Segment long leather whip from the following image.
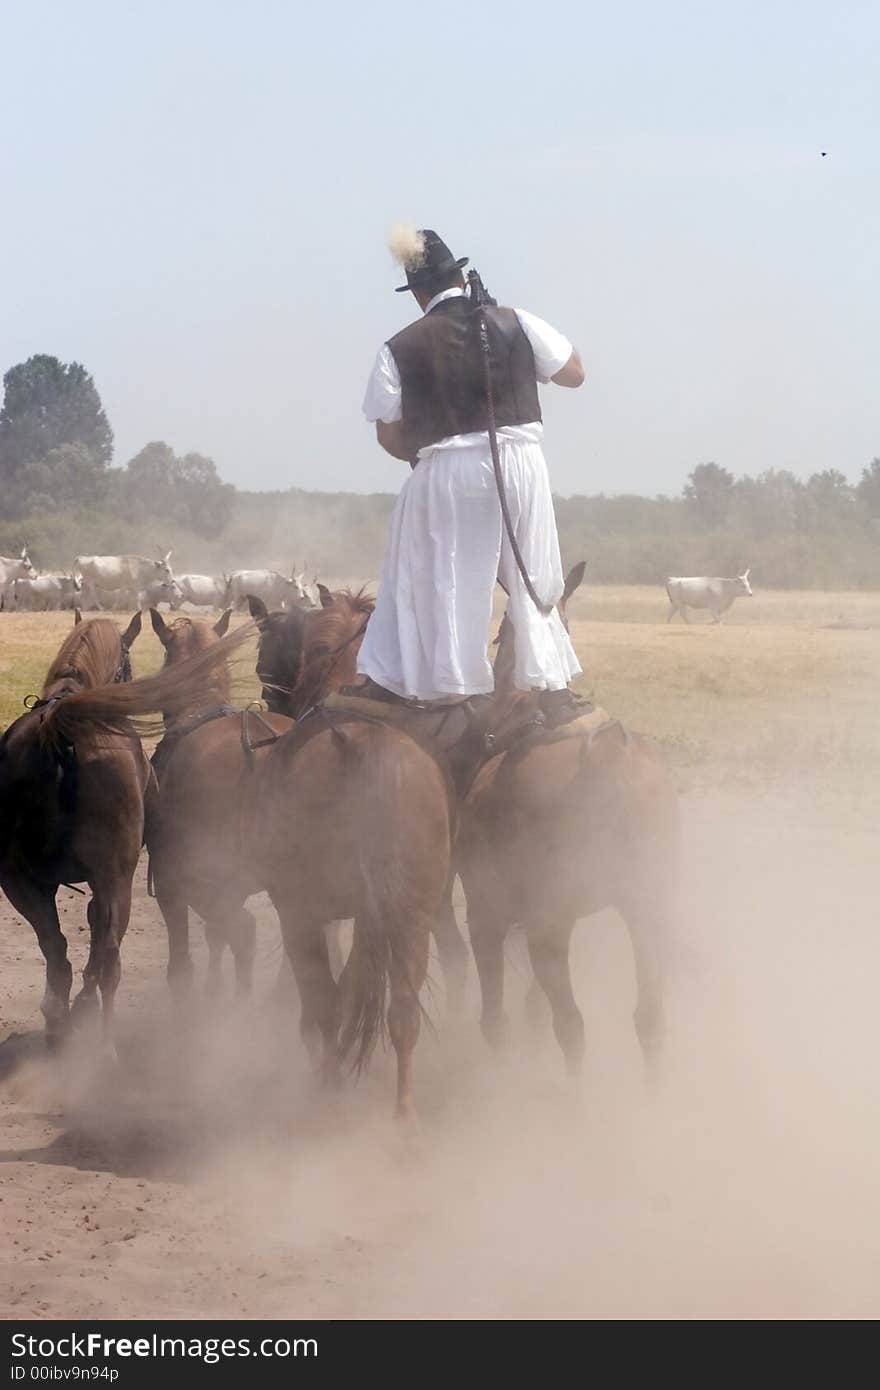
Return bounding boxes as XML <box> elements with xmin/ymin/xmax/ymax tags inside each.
<box><xmin>476</xmin><ymin>307</ymin><xmax>554</xmax><ymax>616</ymax></box>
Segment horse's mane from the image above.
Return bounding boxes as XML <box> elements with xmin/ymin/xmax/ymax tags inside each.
<box><xmin>303</xmin><ymin>589</ymin><xmax>374</xmax><ymax>656</ymax></box>
<box><xmin>43</xmin><ymin>619</ymin><xmax>122</xmax><ymax>695</ymax></box>
<box><xmin>299</xmin><ymin>588</ymin><xmax>374</xmax><ymax>674</ymax></box>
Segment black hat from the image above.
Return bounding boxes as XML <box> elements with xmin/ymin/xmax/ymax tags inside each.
<box><xmin>394</xmin><ymin>228</ymin><xmax>469</xmax><ymax>292</ymax></box>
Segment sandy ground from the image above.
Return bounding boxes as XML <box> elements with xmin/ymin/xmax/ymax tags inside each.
<box><xmin>1</xmin><ymin>780</ymin><xmax>878</xmax><ymax>1320</ymax></box>
<box><xmin>1</xmin><ymin>596</ymin><xmax>879</xmax><ymax>1319</ymax></box>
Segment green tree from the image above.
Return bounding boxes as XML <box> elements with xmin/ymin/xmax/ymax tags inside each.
<box><xmin>174</xmin><ymin>452</ymin><xmax>235</xmax><ymax>537</ymax></box>
<box><xmin>858</xmin><ymin>458</ymin><xmax>880</xmax><ymax>518</ymax></box>
<box><xmin>121</xmin><ymin>442</ymin><xmax>234</xmax><ymax>538</ymax></box>
<box><xmin>123</xmin><ymin>441</ymin><xmax>177</xmax><ymax>520</ymax></box>
<box><xmin>683</xmin><ymin>462</ymin><xmax>735</xmax><ymax>528</ymax></box>
<box><xmin>0</xmin><ymin>355</ymin><xmax>113</xmax><ymax>516</ymax></box>
<box><xmin>805</xmin><ymin>469</ymin><xmax>857</xmax><ymax>531</ymax></box>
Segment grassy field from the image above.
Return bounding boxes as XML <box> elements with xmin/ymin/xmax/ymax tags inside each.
<box><xmin>1</xmin><ymin>586</ymin><xmax>878</xmax><ymax>793</ymax></box>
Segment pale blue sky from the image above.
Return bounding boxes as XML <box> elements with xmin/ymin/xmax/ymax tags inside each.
<box><xmin>1</xmin><ymin>1</ymin><xmax>877</xmax><ymax>496</ymax></box>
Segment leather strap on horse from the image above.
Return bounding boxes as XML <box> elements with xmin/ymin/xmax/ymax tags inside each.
<box><xmin>477</xmin><ymin>310</ymin><xmax>554</xmax><ymax>617</ymax></box>
<box><xmin>240</xmin><ymin>704</ymin><xmax>282</xmax><ymax>768</ymax></box>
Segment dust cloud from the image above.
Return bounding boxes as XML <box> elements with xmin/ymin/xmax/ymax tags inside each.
<box><xmin>2</xmin><ymin>756</ymin><xmax>878</xmax><ymax>1319</ymax></box>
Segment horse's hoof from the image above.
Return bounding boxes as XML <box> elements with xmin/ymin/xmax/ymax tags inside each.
<box><xmin>70</xmin><ymin>992</ymin><xmax>100</xmax><ymax>1029</ymax></box>
<box><xmin>393</xmin><ymin>1105</ymin><xmax>423</xmax><ymax>1161</ymax></box>
<box><xmin>44</xmin><ymin>1022</ymin><xmax>69</xmax><ymax>1054</ymax></box>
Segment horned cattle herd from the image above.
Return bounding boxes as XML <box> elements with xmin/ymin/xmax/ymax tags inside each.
<box><xmin>2</xmin><ymin>543</ymin><xmax>758</xmax><ymax>623</ymax></box>
<box><xmin>0</xmin><ymin>545</ymin><xmax>322</xmax><ymax>613</ymax></box>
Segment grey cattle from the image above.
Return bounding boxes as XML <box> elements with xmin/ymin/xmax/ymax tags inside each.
<box><xmin>665</xmin><ymin>570</ymin><xmax>753</xmax><ymax>623</ymax></box>
<box><xmin>12</xmin><ymin>573</ymin><xmax>82</xmax><ymax>610</ymax></box>
<box><xmin>173</xmin><ymin>574</ymin><xmax>228</xmax><ymax>609</ymax></box>
<box><xmin>74</xmin><ymin>551</ymin><xmax>174</xmax><ymax>596</ymax></box>
<box><xmin>0</xmin><ymin>546</ymin><xmax>35</xmax><ymax>609</ymax></box>
<box><xmin>79</xmin><ymin>578</ymin><xmax>180</xmax><ymax>611</ymax></box>
<box><xmin>226</xmin><ymin>569</ymin><xmax>304</xmax><ymax>611</ymax></box>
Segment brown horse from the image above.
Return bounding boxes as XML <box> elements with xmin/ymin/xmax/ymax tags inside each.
<box><xmin>457</xmin><ymin>566</ymin><xmax>679</xmax><ymax>1075</ymax></box>
<box><xmin>250</xmin><ymin>586</ymin><xmax>374</xmax><ymax>720</ymax></box>
<box><xmin>146</xmin><ymin>590</ymin><xmax>374</xmax><ymax>998</ymax></box>
<box><xmin>0</xmin><ymin>616</ymin><xmax>260</xmax><ymax>1042</ymax></box>
<box><xmin>243</xmin><ymin>600</ymin><xmax>453</xmax><ymax>1122</ymax></box>
<box><xmin>248</xmin><ymin>588</ymin><xmax>372</xmax><ymax>987</ymax></box>
<box><xmin>251</xmin><ymin>586</ymin><xmax>475</xmax><ymax>1024</ymax></box>
<box><xmin>0</xmin><ymin>612</ymin><xmax>145</xmax><ymax>1048</ymax></box>
<box><xmin>143</xmin><ymin>607</ymin><xmax>282</xmax><ymax>997</ymax></box>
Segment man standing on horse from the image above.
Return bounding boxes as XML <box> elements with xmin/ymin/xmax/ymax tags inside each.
<box><xmin>357</xmin><ymin>226</ymin><xmax>585</xmax><ymax>725</ymax></box>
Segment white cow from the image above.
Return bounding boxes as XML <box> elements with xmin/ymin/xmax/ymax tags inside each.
<box><xmin>74</xmin><ymin>551</ymin><xmax>174</xmax><ymax>599</ymax></box>
<box><xmin>173</xmin><ymin>574</ymin><xmax>228</xmax><ymax>609</ymax></box>
<box><xmin>79</xmin><ymin>578</ymin><xmax>180</xmax><ymax>611</ymax></box>
<box><xmin>226</xmin><ymin>569</ymin><xmax>303</xmax><ymax>612</ymax></box>
<box><xmin>0</xmin><ymin>546</ymin><xmax>36</xmax><ymax>609</ymax></box>
<box><xmin>665</xmin><ymin>569</ymin><xmax>753</xmax><ymax>624</ymax></box>
<box><xmin>13</xmin><ymin>572</ymin><xmax>81</xmax><ymax>610</ymax></box>
<box><xmin>140</xmin><ymin>578</ymin><xmax>182</xmax><ymax>610</ymax></box>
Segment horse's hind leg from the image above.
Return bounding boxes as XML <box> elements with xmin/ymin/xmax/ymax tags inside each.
<box><xmin>619</xmin><ymin>896</ymin><xmax>667</xmax><ymax>1073</ymax></box>
<box><xmin>432</xmin><ymin>878</ymin><xmax>469</xmax><ymax>1017</ymax></box>
<box><xmin>525</xmin><ymin>920</ymin><xmax>585</xmax><ymax>1076</ymax></box>
<box><xmin>274</xmin><ymin>900</ymin><xmax>340</xmax><ymax>1085</ymax></box>
<box><xmin>154</xmin><ymin>871</ymin><xmax>194</xmax><ymax>1002</ymax></box>
<box><xmin>469</xmin><ymin>909</ymin><xmax>510</xmax><ymax>1051</ymax></box>
<box><xmin>79</xmin><ymin>877</ymin><xmax>133</xmax><ymax>1056</ymax></box>
<box><xmin>1</xmin><ymin>875</ymin><xmax>72</xmax><ymax>1049</ymax></box>
<box><xmin>388</xmin><ymin>911</ymin><xmax>431</xmax><ymax>1125</ymax></box>
<box><xmin>218</xmin><ymin>903</ymin><xmax>257</xmax><ymax>999</ymax></box>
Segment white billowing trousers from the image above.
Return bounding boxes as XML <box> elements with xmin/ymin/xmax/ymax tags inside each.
<box><xmin>357</xmin><ymin>439</ymin><xmax>582</xmax><ymax>701</ymax></box>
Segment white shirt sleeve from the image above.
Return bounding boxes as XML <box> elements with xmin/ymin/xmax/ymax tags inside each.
<box><xmin>362</xmin><ymin>344</ymin><xmax>402</xmax><ymax>423</ymax></box>
<box><xmin>514</xmin><ymin>309</ymin><xmax>574</xmax><ymax>383</ymax></box>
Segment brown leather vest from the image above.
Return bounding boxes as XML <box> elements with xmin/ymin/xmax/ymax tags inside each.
<box><xmin>386</xmin><ymin>296</ymin><xmax>542</xmax><ymax>456</ymax></box>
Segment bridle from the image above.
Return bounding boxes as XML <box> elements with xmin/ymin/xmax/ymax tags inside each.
<box><xmin>23</xmin><ymin>639</ymin><xmax>133</xmax><ymax>712</ymax></box>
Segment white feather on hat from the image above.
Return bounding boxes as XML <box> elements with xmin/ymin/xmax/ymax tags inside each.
<box><xmin>387</xmin><ymin>223</ymin><xmax>426</xmax><ymax>271</ymax></box>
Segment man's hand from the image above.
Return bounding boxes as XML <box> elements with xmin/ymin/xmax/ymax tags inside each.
<box><xmin>376</xmin><ymin>419</ymin><xmax>413</xmax><ymax>462</ymax></box>
<box><xmin>551</xmin><ymin>349</ymin><xmax>585</xmax><ymax>388</ymax></box>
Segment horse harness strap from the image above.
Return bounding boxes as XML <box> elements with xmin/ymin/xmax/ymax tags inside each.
<box><xmin>162</xmin><ymin>703</ymin><xmax>237</xmax><ymax>743</ymax></box>
<box><xmin>151</xmin><ymin>704</ymin><xmax>237</xmax><ymax>782</ymax></box>
<box><xmin>240</xmin><ymin>704</ymin><xmax>284</xmax><ymax>767</ymax></box>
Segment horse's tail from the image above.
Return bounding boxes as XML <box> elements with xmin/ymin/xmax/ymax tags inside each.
<box><xmin>39</xmin><ymin>624</ymin><xmax>257</xmax><ymax>750</ymax></box>
<box><xmin>338</xmin><ymin>725</ymin><xmax>412</xmax><ymax>1074</ymax></box>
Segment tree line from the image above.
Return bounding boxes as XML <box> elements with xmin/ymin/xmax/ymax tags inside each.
<box><xmin>0</xmin><ymin>355</ymin><xmax>233</xmax><ymax>536</ymax></box>
<box><xmin>1</xmin><ymin>355</ymin><xmax>878</xmax><ymax>588</ymax></box>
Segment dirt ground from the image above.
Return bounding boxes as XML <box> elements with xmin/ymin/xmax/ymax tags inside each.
<box><xmin>1</xmin><ymin>595</ymin><xmax>879</xmax><ymax>1319</ymax></box>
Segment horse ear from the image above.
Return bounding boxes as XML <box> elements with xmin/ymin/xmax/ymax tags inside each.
<box><xmin>247</xmin><ymin>594</ymin><xmax>269</xmax><ymax>625</ymax></box>
<box><xmin>317</xmin><ymin>583</ymin><xmax>334</xmax><ymax>609</ymax></box>
<box><xmin>150</xmin><ymin>607</ymin><xmax>170</xmax><ymax>646</ymax></box>
<box><xmin>213</xmin><ymin>608</ymin><xmax>232</xmax><ymax>637</ymax></box>
<box><xmin>122</xmin><ymin>611</ymin><xmax>143</xmax><ymax>648</ymax></box>
<box><xmin>73</xmin><ymin>607</ymin><xmax>82</xmax><ymax>626</ymax></box>
<box><xmin>562</xmin><ymin>560</ymin><xmax>587</xmax><ymax>603</ymax></box>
